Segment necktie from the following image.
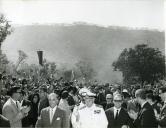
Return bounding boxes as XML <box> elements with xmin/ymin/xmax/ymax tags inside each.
<box><xmin>16</xmin><ymin>101</ymin><xmax>18</xmax><ymax>109</ymax></box>
<box><xmin>50</xmin><ymin>108</ymin><xmax>54</xmax><ymax>123</ymax></box>
<box><xmin>115</xmin><ymin>110</ymin><xmax>119</xmax><ymax>120</ymax></box>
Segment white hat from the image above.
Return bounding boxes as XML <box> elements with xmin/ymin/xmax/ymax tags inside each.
<box><xmin>86</xmin><ymin>91</ymin><xmax>96</xmax><ymax>97</ymax></box>
<box><xmin>122</xmin><ymin>89</ymin><xmax>128</xmax><ymax>93</ymax></box>
<box><xmin>79</xmin><ymin>87</ymin><xmax>90</xmax><ymax>95</ymax></box>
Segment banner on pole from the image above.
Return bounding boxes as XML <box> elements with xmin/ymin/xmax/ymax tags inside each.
<box><xmin>37</xmin><ymin>51</ymin><xmax>43</xmax><ymax>66</ymax></box>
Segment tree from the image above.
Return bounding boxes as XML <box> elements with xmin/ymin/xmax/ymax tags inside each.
<box><xmin>15</xmin><ymin>50</ymin><xmax>28</xmax><ymax>70</ymax></box>
<box><xmin>0</xmin><ymin>14</ymin><xmax>12</xmax><ymax>49</ymax></box>
<box><xmin>0</xmin><ymin>53</ymin><xmax>9</xmax><ymax>71</ymax></box>
<box><xmin>75</xmin><ymin>60</ymin><xmax>96</xmax><ymax>81</ymax></box>
<box><xmin>0</xmin><ymin>14</ymin><xmax>12</xmax><ymax>72</ymax></box>
<box><xmin>112</xmin><ymin>44</ymin><xmax>165</xmax><ymax>86</ymax></box>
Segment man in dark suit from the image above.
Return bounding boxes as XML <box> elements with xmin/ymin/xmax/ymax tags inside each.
<box><xmin>0</xmin><ymin>114</ymin><xmax>10</xmax><ymax>127</ymax></box>
<box><xmin>157</xmin><ymin>87</ymin><xmax>166</xmax><ymax>128</ymax></box>
<box><xmin>129</xmin><ymin>89</ymin><xmax>157</xmax><ymax>128</ymax></box>
<box><xmin>105</xmin><ymin>93</ymin><xmax>132</xmax><ymax>128</ymax></box>
<box><xmin>36</xmin><ymin>93</ymin><xmax>68</xmax><ymax>128</ymax></box>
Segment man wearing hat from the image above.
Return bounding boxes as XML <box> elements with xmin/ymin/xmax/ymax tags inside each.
<box><xmin>74</xmin><ymin>90</ymin><xmax>108</xmax><ymax>128</ymax></box>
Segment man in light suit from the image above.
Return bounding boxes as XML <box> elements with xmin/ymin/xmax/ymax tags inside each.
<box><xmin>2</xmin><ymin>86</ymin><xmax>30</xmax><ymax>128</ymax></box>
<box><xmin>35</xmin><ymin>93</ymin><xmax>68</xmax><ymax>128</ymax></box>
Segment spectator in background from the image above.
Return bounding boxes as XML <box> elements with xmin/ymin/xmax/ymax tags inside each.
<box><xmin>95</xmin><ymin>86</ymin><xmax>106</xmax><ymax>107</ymax></box>
<box><xmin>122</xmin><ymin>89</ymin><xmax>131</xmax><ymax>109</ymax></box>
<box><xmin>67</xmin><ymin>86</ymin><xmax>76</xmax><ymax>111</ymax></box>
<box><xmin>30</xmin><ymin>93</ymin><xmax>40</xmax><ymax>128</ymax></box>
<box><xmin>38</xmin><ymin>86</ymin><xmax>49</xmax><ymax>116</ymax></box>
<box><xmin>58</xmin><ymin>91</ymin><xmax>71</xmax><ymax>128</ymax></box>
<box><xmin>48</xmin><ymin>84</ymin><xmax>54</xmax><ymax>94</ymax></box>
<box><xmin>0</xmin><ymin>88</ymin><xmax>9</xmax><ymax>114</ymax></box>
<box><xmin>157</xmin><ymin>87</ymin><xmax>166</xmax><ymax>128</ymax></box>
<box><xmin>103</xmin><ymin>93</ymin><xmax>114</xmax><ymax>110</ymax></box>
<box><xmin>20</xmin><ymin>90</ymin><xmax>33</xmax><ymax>127</ymax></box>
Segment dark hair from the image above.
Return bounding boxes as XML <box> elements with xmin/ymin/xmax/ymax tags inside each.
<box><xmin>72</xmin><ymin>87</ymin><xmax>78</xmax><ymax>95</ymax></box>
<box><xmin>31</xmin><ymin>93</ymin><xmax>40</xmax><ymax>103</ymax></box>
<box><xmin>159</xmin><ymin>87</ymin><xmax>166</xmax><ymax>93</ymax></box>
<box><xmin>7</xmin><ymin>86</ymin><xmax>21</xmax><ymax>97</ymax></box>
<box><xmin>21</xmin><ymin>90</ymin><xmax>26</xmax><ymax>96</ymax></box>
<box><xmin>135</xmin><ymin>89</ymin><xmax>146</xmax><ymax>100</ymax></box>
<box><xmin>145</xmin><ymin>90</ymin><xmax>153</xmax><ymax>95</ymax></box>
<box><xmin>146</xmin><ymin>93</ymin><xmax>155</xmax><ymax>102</ymax></box>
<box><xmin>154</xmin><ymin>95</ymin><xmax>162</xmax><ymax>103</ymax></box>
<box><xmin>39</xmin><ymin>86</ymin><xmax>47</xmax><ymax>93</ymax></box>
<box><xmin>127</xmin><ymin>99</ymin><xmax>139</xmax><ymax>113</ymax></box>
<box><xmin>61</xmin><ymin>91</ymin><xmax>69</xmax><ymax>99</ymax></box>
<box><xmin>122</xmin><ymin>92</ymin><xmax>130</xmax><ymax>99</ymax></box>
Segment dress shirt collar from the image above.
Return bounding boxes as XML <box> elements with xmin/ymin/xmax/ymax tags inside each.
<box><xmin>113</xmin><ymin>107</ymin><xmax>121</xmax><ymax>117</ymax></box>
<box><xmin>50</xmin><ymin>106</ymin><xmax>57</xmax><ymax>114</ymax></box>
<box><xmin>164</xmin><ymin>100</ymin><xmax>166</xmax><ymax>104</ymax></box>
<box><xmin>86</xmin><ymin>103</ymin><xmax>95</xmax><ymax>109</ymax></box>
<box><xmin>20</xmin><ymin>100</ymin><xmax>23</xmax><ymax>106</ymax></box>
<box><xmin>11</xmin><ymin>98</ymin><xmax>17</xmax><ymax>105</ymax></box>
<box><xmin>141</xmin><ymin>101</ymin><xmax>147</xmax><ymax>108</ymax></box>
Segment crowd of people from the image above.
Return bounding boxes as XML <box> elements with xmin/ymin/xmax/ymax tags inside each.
<box><xmin>0</xmin><ymin>72</ymin><xmax>166</xmax><ymax>128</ymax></box>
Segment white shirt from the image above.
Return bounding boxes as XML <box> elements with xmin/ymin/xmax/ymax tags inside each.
<box><xmin>49</xmin><ymin>106</ymin><xmax>57</xmax><ymax>123</ymax></box>
<box><xmin>78</xmin><ymin>104</ymin><xmax>108</xmax><ymax>128</ymax></box>
<box><xmin>113</xmin><ymin>107</ymin><xmax>121</xmax><ymax>118</ymax></box>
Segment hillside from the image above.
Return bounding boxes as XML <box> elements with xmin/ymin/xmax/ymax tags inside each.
<box><xmin>2</xmin><ymin>23</ymin><xmax>165</xmax><ymax>82</ymax></box>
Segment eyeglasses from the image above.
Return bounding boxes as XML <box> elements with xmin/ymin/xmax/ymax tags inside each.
<box><xmin>84</xmin><ymin>97</ymin><xmax>94</xmax><ymax>100</ymax></box>
<box><xmin>114</xmin><ymin>100</ymin><xmax>122</xmax><ymax>102</ymax></box>
<box><xmin>106</xmin><ymin>98</ymin><xmax>112</xmax><ymax>100</ymax></box>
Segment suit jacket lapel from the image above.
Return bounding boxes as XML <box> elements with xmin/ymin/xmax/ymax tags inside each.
<box><xmin>138</xmin><ymin>102</ymin><xmax>148</xmax><ymax>119</ymax></box>
<box><xmin>46</xmin><ymin>108</ymin><xmax>51</xmax><ymax>125</ymax></box>
<box><xmin>51</xmin><ymin>107</ymin><xmax>60</xmax><ymax>124</ymax></box>
<box><xmin>10</xmin><ymin>98</ymin><xmax>19</xmax><ymax>112</ymax></box>
<box><xmin>161</xmin><ymin>104</ymin><xmax>166</xmax><ymax>115</ymax></box>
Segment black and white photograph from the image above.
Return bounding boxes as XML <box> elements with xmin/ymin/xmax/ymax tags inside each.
<box><xmin>0</xmin><ymin>0</ymin><xmax>165</xmax><ymax>128</ymax></box>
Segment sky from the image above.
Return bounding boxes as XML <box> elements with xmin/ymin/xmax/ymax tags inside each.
<box><xmin>0</xmin><ymin>0</ymin><xmax>165</xmax><ymax>30</ymax></box>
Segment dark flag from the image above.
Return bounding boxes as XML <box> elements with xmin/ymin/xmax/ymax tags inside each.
<box><xmin>63</xmin><ymin>70</ymin><xmax>73</xmax><ymax>82</ymax></box>
<box><xmin>37</xmin><ymin>51</ymin><xmax>43</xmax><ymax>66</ymax></box>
